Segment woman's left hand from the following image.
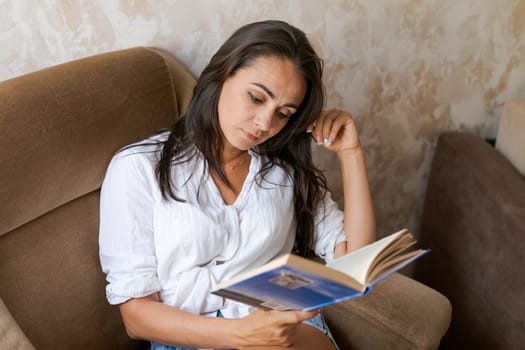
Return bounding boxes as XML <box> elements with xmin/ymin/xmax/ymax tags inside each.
<box><xmin>308</xmin><ymin>108</ymin><xmax>360</xmax><ymax>153</ymax></box>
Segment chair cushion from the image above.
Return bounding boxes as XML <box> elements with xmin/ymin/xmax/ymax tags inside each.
<box><xmin>0</xmin><ymin>297</ymin><xmax>34</xmax><ymax>350</ymax></box>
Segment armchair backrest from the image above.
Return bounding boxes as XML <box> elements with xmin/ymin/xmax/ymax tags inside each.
<box><xmin>0</xmin><ymin>47</ymin><xmax>195</xmax><ymax>349</ymax></box>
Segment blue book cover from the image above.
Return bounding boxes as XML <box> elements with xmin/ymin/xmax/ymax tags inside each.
<box><xmin>214</xmin><ymin>264</ymin><xmax>368</xmax><ymax>311</ymax></box>
<box><xmin>212</xmin><ymin>229</ymin><xmax>429</xmax><ymax>311</ymax></box>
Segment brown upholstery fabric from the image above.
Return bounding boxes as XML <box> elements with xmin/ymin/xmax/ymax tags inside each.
<box><xmin>0</xmin><ymin>47</ymin><xmax>196</xmax><ymax>350</ymax></box>
<box><xmin>0</xmin><ymin>298</ymin><xmax>34</xmax><ymax>350</ymax></box>
<box><xmin>0</xmin><ymin>47</ymin><xmax>190</xmax><ymax>237</ymax></box>
<box><xmin>145</xmin><ymin>47</ymin><xmax>195</xmax><ymax>113</ymax></box>
<box><xmin>414</xmin><ymin>132</ymin><xmax>525</xmax><ymax>349</ymax></box>
<box><xmin>0</xmin><ymin>192</ymin><xmax>145</xmax><ymax>349</ymax></box>
<box><xmin>324</xmin><ymin>273</ymin><xmax>451</xmax><ymax>350</ymax></box>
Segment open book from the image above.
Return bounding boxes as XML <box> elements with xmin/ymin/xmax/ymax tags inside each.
<box><xmin>212</xmin><ymin>228</ymin><xmax>429</xmax><ymax>311</ymax></box>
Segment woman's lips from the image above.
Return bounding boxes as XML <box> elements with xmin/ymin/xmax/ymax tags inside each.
<box><xmin>242</xmin><ymin>129</ymin><xmax>261</xmax><ymax>142</ymax></box>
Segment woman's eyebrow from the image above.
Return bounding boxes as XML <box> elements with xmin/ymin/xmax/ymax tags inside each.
<box><xmin>249</xmin><ymin>82</ymin><xmax>299</xmax><ymax>109</ymax></box>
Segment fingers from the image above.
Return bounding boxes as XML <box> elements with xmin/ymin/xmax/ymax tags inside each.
<box><xmin>310</xmin><ymin>108</ymin><xmax>360</xmax><ymax>151</ymax></box>
<box><xmin>311</xmin><ymin>109</ymin><xmax>351</xmax><ymax>145</ymax></box>
<box><xmin>292</xmin><ymin>309</ymin><xmax>321</xmax><ymax>323</ymax></box>
<box><xmin>237</xmin><ymin>309</ymin><xmax>320</xmax><ymax>348</ymax></box>
<box><xmin>271</xmin><ymin>309</ymin><xmax>320</xmax><ymax>325</ymax></box>
<box><xmin>248</xmin><ymin>309</ymin><xmax>319</xmax><ymax>327</ymax></box>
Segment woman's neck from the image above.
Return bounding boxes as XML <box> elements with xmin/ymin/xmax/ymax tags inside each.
<box><xmin>221</xmin><ymin>149</ymin><xmax>249</xmax><ymax>170</ymax></box>
<box><xmin>220</xmin><ymin>140</ymin><xmax>248</xmax><ymax>162</ymax></box>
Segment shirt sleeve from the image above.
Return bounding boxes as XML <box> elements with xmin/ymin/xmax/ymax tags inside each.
<box><xmin>312</xmin><ymin>191</ymin><xmax>347</xmax><ymax>263</ymax></box>
<box><xmin>98</xmin><ymin>151</ymin><xmax>161</xmax><ymax>305</ymax></box>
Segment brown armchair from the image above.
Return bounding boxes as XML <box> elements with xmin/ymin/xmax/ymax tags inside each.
<box><xmin>414</xmin><ymin>131</ymin><xmax>525</xmax><ymax>349</ymax></box>
<box><xmin>0</xmin><ymin>47</ymin><xmax>451</xmax><ymax>349</ymax></box>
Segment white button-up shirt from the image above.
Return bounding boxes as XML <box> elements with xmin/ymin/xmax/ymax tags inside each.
<box><xmin>99</xmin><ymin>134</ymin><xmax>346</xmax><ymax>318</ymax></box>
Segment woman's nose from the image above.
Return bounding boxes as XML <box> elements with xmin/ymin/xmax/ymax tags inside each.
<box><xmin>254</xmin><ymin>109</ymin><xmax>273</xmax><ymax>131</ymax></box>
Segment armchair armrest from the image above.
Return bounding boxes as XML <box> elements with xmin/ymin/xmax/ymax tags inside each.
<box><xmin>0</xmin><ymin>298</ymin><xmax>35</xmax><ymax>350</ymax></box>
<box><xmin>323</xmin><ymin>273</ymin><xmax>451</xmax><ymax>350</ymax></box>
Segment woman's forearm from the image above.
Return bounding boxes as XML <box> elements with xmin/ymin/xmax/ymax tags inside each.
<box><xmin>119</xmin><ymin>294</ymin><xmax>319</xmax><ymax>348</ymax></box>
<box><xmin>119</xmin><ymin>294</ymin><xmax>237</xmax><ymax>349</ymax></box>
<box><xmin>309</xmin><ymin>108</ymin><xmax>375</xmax><ymax>255</ymax></box>
<box><xmin>337</xmin><ymin>147</ymin><xmax>376</xmax><ymax>254</ymax></box>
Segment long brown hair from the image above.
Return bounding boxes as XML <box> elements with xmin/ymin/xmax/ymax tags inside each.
<box><xmin>158</xmin><ymin>20</ymin><xmax>328</xmax><ymax>257</ymax></box>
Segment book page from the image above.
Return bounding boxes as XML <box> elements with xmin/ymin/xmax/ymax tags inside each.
<box><xmin>367</xmin><ymin>249</ymin><xmax>424</xmax><ymax>283</ymax></box>
<box><xmin>326</xmin><ymin>229</ymin><xmax>407</xmax><ymax>285</ymax></box>
<box><xmin>367</xmin><ymin>249</ymin><xmax>430</xmax><ymax>287</ymax></box>
<box><xmin>367</xmin><ymin>233</ymin><xmax>415</xmax><ymax>278</ymax></box>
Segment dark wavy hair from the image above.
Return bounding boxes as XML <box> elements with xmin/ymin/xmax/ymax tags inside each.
<box><xmin>158</xmin><ymin>20</ymin><xmax>328</xmax><ymax>257</ymax></box>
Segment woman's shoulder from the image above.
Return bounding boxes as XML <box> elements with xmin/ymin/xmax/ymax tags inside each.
<box><xmin>114</xmin><ymin>131</ymin><xmax>169</xmax><ymax>160</ymax></box>
<box><xmin>107</xmin><ymin>131</ymin><xmax>169</xmax><ymax>176</ymax></box>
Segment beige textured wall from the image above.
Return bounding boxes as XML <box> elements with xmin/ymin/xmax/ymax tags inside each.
<box><xmin>2</xmin><ymin>0</ymin><xmax>524</xmax><ymax>237</ymax></box>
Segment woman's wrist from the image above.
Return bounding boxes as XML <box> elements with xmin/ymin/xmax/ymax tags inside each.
<box><xmin>336</xmin><ymin>146</ymin><xmax>362</xmax><ymax>160</ymax></box>
<box><xmin>229</xmin><ymin>316</ymin><xmax>259</xmax><ymax>349</ymax></box>
<box><xmin>217</xmin><ymin>316</ymin><xmax>244</xmax><ymax>348</ymax></box>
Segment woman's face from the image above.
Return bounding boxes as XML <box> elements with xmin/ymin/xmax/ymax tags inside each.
<box><xmin>217</xmin><ymin>55</ymin><xmax>307</xmax><ymax>151</ymax></box>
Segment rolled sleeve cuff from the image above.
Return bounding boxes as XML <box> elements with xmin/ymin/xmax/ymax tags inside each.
<box><xmin>105</xmin><ymin>276</ymin><xmax>162</xmax><ymax>305</ymax></box>
<box><xmin>317</xmin><ymin>231</ymin><xmax>347</xmax><ymax>263</ymax></box>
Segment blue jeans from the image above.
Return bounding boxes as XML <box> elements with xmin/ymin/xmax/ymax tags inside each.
<box><xmin>150</xmin><ymin>310</ymin><xmax>339</xmax><ymax>350</ymax></box>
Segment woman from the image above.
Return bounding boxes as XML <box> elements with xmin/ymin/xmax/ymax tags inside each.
<box><xmin>99</xmin><ymin>20</ymin><xmax>375</xmax><ymax>349</ymax></box>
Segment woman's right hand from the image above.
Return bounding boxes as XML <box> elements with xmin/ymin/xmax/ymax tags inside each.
<box><xmin>233</xmin><ymin>308</ymin><xmax>320</xmax><ymax>347</ymax></box>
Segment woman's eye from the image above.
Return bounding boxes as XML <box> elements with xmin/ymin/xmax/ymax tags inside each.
<box><xmin>277</xmin><ymin>111</ymin><xmax>291</xmax><ymax>120</ymax></box>
<box><xmin>248</xmin><ymin>92</ymin><xmax>263</xmax><ymax>104</ymax></box>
